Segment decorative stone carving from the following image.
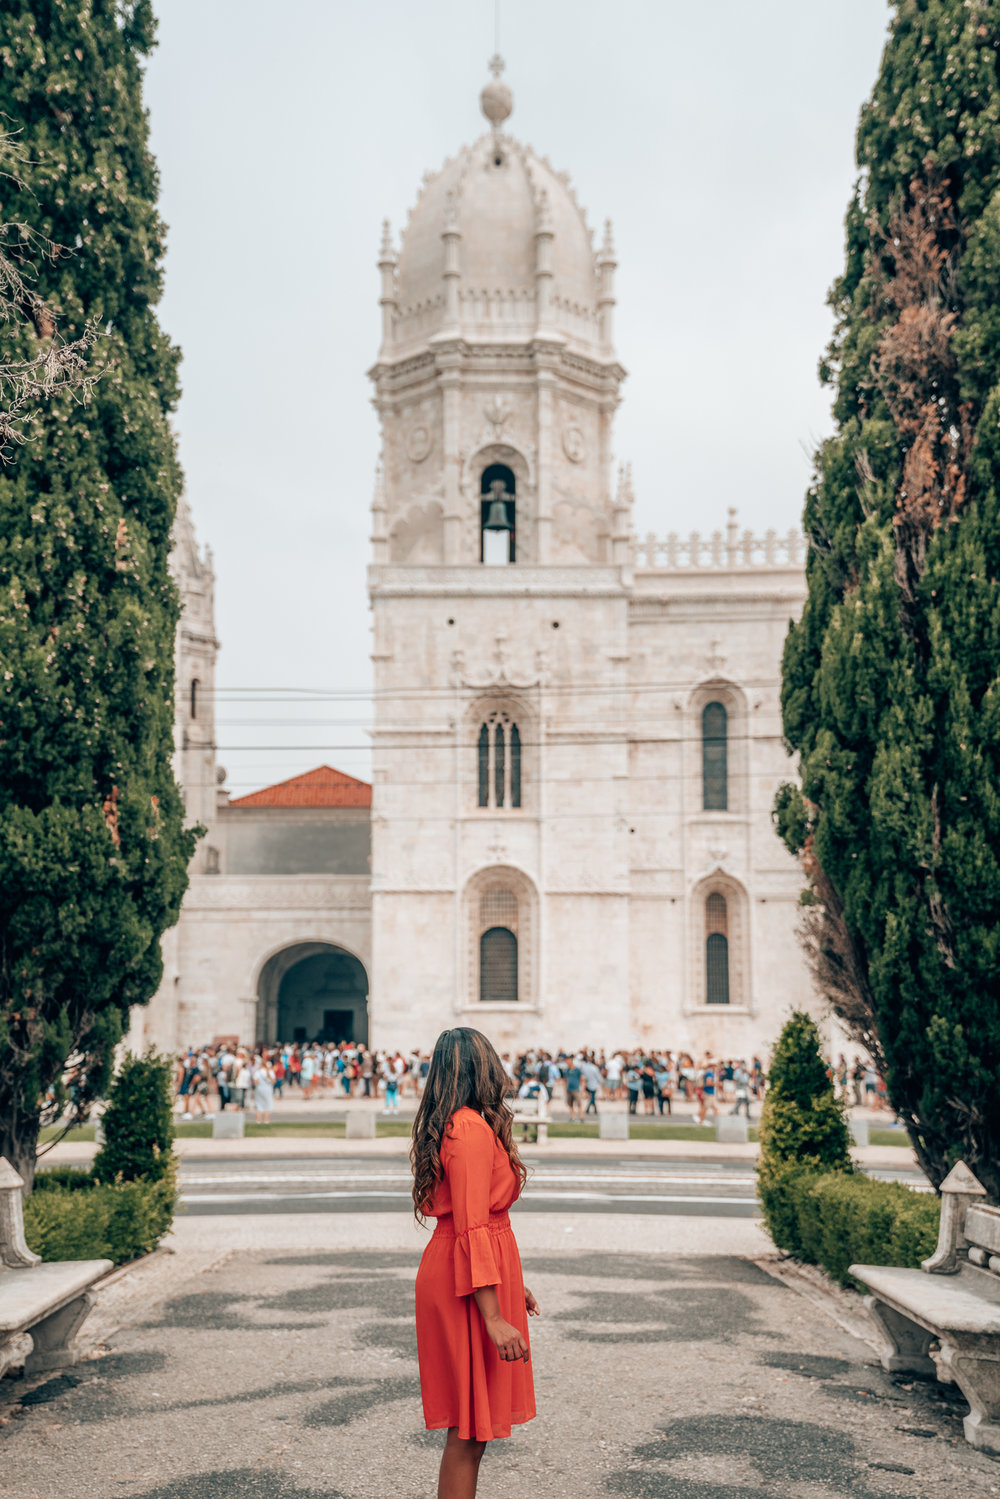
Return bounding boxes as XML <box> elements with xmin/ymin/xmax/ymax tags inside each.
<box><xmin>483</xmin><ymin>396</ymin><xmax>512</xmax><ymax>439</ymax></box>
<box><xmin>562</xmin><ymin>424</ymin><xmax>585</xmax><ymax>463</ymax></box>
<box><xmin>407</xmin><ymin>424</ymin><xmax>433</xmax><ymax>463</ymax></box>
<box><xmin>456</xmin><ymin>630</ymin><xmax>543</xmax><ymax>692</ymax></box>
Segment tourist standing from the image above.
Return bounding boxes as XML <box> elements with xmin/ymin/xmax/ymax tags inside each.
<box><xmin>580</xmin><ymin>1056</ymin><xmax>602</xmax><ymax>1116</ymax></box>
<box><xmin>625</xmin><ymin>1064</ymin><xmax>641</xmax><ymax>1115</ymax></box>
<box><xmin>565</xmin><ymin>1058</ymin><xmax>584</xmax><ymax>1120</ymax></box>
<box><xmin>233</xmin><ymin>1052</ymin><xmax>252</xmax><ymax>1111</ymax></box>
<box><xmin>695</xmin><ymin>1056</ymin><xmax>719</xmax><ymax>1126</ymax></box>
<box><xmin>655</xmin><ymin>1058</ymin><xmax>673</xmax><ymax>1115</ymax></box>
<box><xmin>253</xmin><ymin>1055</ymin><xmax>275</xmax><ymax>1124</ymax></box>
<box><xmin>383</xmin><ymin>1056</ymin><xmax>401</xmax><ymax>1115</ymax></box>
<box><xmin>730</xmin><ymin>1062</ymin><xmax>752</xmax><ymax>1119</ymax></box>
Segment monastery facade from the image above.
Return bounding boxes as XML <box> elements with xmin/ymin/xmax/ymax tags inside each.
<box><xmin>132</xmin><ymin>63</ymin><xmax>814</xmax><ymax>1059</ymax></box>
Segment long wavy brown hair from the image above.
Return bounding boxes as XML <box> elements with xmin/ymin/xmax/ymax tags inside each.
<box><xmin>410</xmin><ymin>1027</ymin><xmax>527</xmax><ymax>1222</ymax></box>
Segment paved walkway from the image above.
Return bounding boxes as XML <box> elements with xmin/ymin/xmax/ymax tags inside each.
<box><xmin>1</xmin><ymin>1217</ymin><xmax>997</xmax><ymax>1499</ymax></box>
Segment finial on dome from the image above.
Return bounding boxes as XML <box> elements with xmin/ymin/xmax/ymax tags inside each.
<box><xmin>481</xmin><ymin>55</ymin><xmax>513</xmax><ymax>127</ymax></box>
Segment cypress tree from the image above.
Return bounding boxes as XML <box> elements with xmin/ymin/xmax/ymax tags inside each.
<box><xmin>0</xmin><ymin>1</ymin><xmax>194</xmax><ymax>1188</ymax></box>
<box><xmin>777</xmin><ymin>1</ymin><xmax>1000</xmax><ymax>1194</ymax></box>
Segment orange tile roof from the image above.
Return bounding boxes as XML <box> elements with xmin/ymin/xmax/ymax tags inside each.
<box><xmin>227</xmin><ymin>765</ymin><xmax>372</xmax><ymax>809</ymax></box>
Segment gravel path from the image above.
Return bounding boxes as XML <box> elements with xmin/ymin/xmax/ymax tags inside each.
<box><xmin>1</xmin><ymin>1229</ymin><xmax>997</xmax><ymax>1499</ymax></box>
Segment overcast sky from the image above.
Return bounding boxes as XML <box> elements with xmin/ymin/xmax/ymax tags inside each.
<box><xmin>145</xmin><ymin>0</ymin><xmax>892</xmax><ymax>797</ymax></box>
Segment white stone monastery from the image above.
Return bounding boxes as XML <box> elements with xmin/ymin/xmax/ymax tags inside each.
<box><xmin>131</xmin><ymin>61</ymin><xmax>815</xmax><ymax>1060</ymax></box>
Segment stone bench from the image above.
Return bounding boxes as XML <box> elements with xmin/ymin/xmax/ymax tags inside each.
<box><xmin>509</xmin><ymin>1092</ymin><xmax>549</xmax><ymax>1145</ymax></box>
<box><xmin>0</xmin><ymin>1158</ymin><xmax>111</xmax><ymax>1381</ymax></box>
<box><xmin>851</xmin><ymin>1160</ymin><xmax>1000</xmax><ymax>1455</ymax></box>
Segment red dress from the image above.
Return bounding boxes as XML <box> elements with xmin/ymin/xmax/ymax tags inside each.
<box><xmin>415</xmin><ymin>1106</ymin><xmax>536</xmax><ymax>1441</ymax></box>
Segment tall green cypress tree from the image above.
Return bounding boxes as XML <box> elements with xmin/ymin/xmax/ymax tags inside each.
<box><xmin>0</xmin><ymin>0</ymin><xmax>194</xmax><ymax>1187</ymax></box>
<box><xmin>777</xmin><ymin>0</ymin><xmax>1000</xmax><ymax>1195</ymax></box>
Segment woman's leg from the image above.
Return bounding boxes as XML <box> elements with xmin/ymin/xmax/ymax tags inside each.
<box><xmin>438</xmin><ymin>1429</ymin><xmax>487</xmax><ymax>1499</ymax></box>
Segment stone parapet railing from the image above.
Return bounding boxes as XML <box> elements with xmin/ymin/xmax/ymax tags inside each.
<box><xmin>633</xmin><ymin>517</ymin><xmax>805</xmax><ymax>571</ymax></box>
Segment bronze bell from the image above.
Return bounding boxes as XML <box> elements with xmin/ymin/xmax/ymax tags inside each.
<box><xmin>483</xmin><ymin>497</ymin><xmax>512</xmax><ymax>531</ymax></box>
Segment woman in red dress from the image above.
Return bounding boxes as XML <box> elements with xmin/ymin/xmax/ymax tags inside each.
<box><xmin>412</xmin><ymin>1027</ymin><xmax>539</xmax><ymax>1498</ymax></box>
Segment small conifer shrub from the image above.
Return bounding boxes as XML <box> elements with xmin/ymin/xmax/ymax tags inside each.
<box><xmin>757</xmin><ymin>1011</ymin><xmax>851</xmax><ymax>1256</ymax></box>
<box><xmin>93</xmin><ymin>1050</ymin><xmax>175</xmax><ymax>1186</ymax></box>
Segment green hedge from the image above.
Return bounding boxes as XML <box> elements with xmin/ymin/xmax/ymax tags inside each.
<box><xmin>760</xmin><ymin>1161</ymin><xmax>940</xmax><ymax>1286</ymax></box>
<box><xmin>26</xmin><ymin>1161</ymin><xmax>177</xmax><ymax>1266</ymax></box>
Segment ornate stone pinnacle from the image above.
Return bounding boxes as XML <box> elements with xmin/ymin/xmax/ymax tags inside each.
<box><xmin>481</xmin><ymin>56</ymin><xmax>513</xmax><ymax>126</ymax></box>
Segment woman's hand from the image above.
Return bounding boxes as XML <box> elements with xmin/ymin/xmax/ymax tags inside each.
<box><xmin>485</xmin><ymin>1316</ymin><xmax>530</xmax><ymax>1363</ymax></box>
<box><xmin>525</xmin><ymin>1286</ymin><xmax>541</xmax><ymax>1317</ymax></box>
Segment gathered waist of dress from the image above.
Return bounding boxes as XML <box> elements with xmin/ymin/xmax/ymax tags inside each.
<box><xmin>431</xmin><ymin>1209</ymin><xmax>511</xmax><ymax>1239</ymax></box>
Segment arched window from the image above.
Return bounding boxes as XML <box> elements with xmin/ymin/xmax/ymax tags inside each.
<box><xmin>481</xmin><ymin>928</ymin><xmax>517</xmax><ymax>1002</ymax></box>
<box><xmin>479</xmin><ymin>886</ymin><xmax>519</xmax><ymax>1002</ymax></box>
<box><xmin>477</xmin><ymin>711</ymin><xmax>522</xmax><ymax>809</ymax></box>
<box><xmin>702</xmin><ymin>701</ymin><xmax>728</xmax><ymax>810</ymax></box>
<box><xmin>480</xmin><ymin>464</ymin><xmax>516</xmax><ymax>565</ymax></box>
<box><xmin>705</xmin><ymin>892</ymin><xmax>730</xmax><ymax>1004</ymax></box>
<box><xmin>190</xmin><ymin>678</ymin><xmax>200</xmax><ymax>720</ymax></box>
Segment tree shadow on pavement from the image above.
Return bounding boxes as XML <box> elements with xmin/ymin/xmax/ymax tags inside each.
<box><xmin>606</xmin><ymin>1413</ymin><xmax>891</xmax><ymax>1499</ymax></box>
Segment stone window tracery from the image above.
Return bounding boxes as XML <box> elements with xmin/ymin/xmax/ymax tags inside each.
<box><xmin>465</xmin><ymin>867</ymin><xmax>536</xmax><ymax>1010</ymax></box>
<box><xmin>702</xmin><ymin>702</ymin><xmax>728</xmax><ymax>810</ymax></box>
<box><xmin>477</xmin><ymin>711</ymin><xmax>521</xmax><ymax>809</ymax></box>
<box><xmin>688</xmin><ymin>875</ymin><xmax>748</xmax><ymax>1012</ymax></box>
<box><xmin>479</xmin><ymin>888</ymin><xmax>519</xmax><ymax>1002</ymax></box>
<box><xmin>705</xmin><ymin>892</ymin><xmax>730</xmax><ymax>1004</ymax></box>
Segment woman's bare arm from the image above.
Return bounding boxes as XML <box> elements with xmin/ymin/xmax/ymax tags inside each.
<box><xmin>473</xmin><ymin>1286</ymin><xmax>529</xmax><ymax>1361</ymax></box>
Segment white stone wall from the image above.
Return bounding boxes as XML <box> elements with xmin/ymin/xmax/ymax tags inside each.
<box><xmin>623</xmin><ymin>562</ymin><xmax>810</xmax><ymax>1057</ymax></box>
<box><xmin>131</xmin><ymin>876</ymin><xmax>372</xmax><ymax>1052</ymax></box>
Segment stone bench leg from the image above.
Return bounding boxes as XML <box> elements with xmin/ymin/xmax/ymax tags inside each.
<box><xmin>23</xmin><ymin>1291</ymin><xmax>97</xmax><ymax>1375</ymax></box>
<box><xmin>863</xmin><ymin>1295</ymin><xmax>937</xmax><ymax>1376</ymax></box>
<box><xmin>940</xmin><ymin>1340</ymin><xmax>1000</xmax><ymax>1456</ymax></box>
<box><xmin>536</xmin><ymin>1122</ymin><xmax>549</xmax><ymax>1145</ymax></box>
<box><xmin>0</xmin><ymin>1331</ymin><xmax>33</xmax><ymax>1380</ymax></box>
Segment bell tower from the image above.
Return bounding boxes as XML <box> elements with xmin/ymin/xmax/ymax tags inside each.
<box><xmin>368</xmin><ymin>61</ymin><xmax>633</xmax><ymax>1049</ymax></box>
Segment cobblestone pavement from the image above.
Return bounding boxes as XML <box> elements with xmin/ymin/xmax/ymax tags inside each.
<box><xmin>1</xmin><ymin>1245</ymin><xmax>999</xmax><ymax>1499</ymax></box>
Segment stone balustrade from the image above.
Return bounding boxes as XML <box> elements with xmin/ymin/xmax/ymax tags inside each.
<box><xmin>633</xmin><ymin>524</ymin><xmax>805</xmax><ymax>571</ymax></box>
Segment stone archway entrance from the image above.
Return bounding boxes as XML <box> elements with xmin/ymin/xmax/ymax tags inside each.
<box><xmin>256</xmin><ymin>942</ymin><xmax>369</xmax><ymax>1045</ymax></box>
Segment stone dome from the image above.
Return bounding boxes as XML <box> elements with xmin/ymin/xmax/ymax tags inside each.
<box><xmin>391</xmin><ymin>129</ymin><xmax>603</xmax><ymax>355</ymax></box>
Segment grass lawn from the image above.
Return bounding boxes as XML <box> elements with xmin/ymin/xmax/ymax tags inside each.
<box><xmin>37</xmin><ymin>1119</ymin><xmax>914</xmax><ymax>1147</ymax></box>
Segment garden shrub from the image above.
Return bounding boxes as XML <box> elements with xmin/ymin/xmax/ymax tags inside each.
<box><xmin>758</xmin><ymin>1011</ymin><xmax>852</xmax><ymax>1172</ymax></box>
<box><xmin>756</xmin><ymin>1011</ymin><xmax>938</xmax><ymax>1282</ymax></box>
<box><xmin>757</xmin><ymin>1161</ymin><xmax>824</xmax><ymax>1260</ymax></box>
<box><xmin>758</xmin><ymin>1011</ymin><xmax>852</xmax><ymax>1255</ymax></box>
<box><xmin>770</xmin><ymin>1171</ymin><xmax>940</xmax><ymax>1288</ymax></box>
<box><xmin>27</xmin><ymin>1052</ymin><xmax>178</xmax><ymax>1265</ymax></box>
<box><xmin>25</xmin><ymin>1159</ymin><xmax>177</xmax><ymax>1266</ymax></box>
<box><xmin>93</xmin><ymin>1050</ymin><xmax>175</xmax><ymax>1185</ymax></box>
<box><xmin>33</xmin><ymin>1164</ymin><xmax>98</xmax><ymax>1192</ymax></box>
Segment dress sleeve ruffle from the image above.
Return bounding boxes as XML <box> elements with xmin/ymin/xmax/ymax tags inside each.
<box><xmin>441</xmin><ymin>1112</ymin><xmax>503</xmax><ymax>1297</ymax></box>
<box><xmin>453</xmin><ymin>1222</ymin><xmax>503</xmax><ymax>1297</ymax></box>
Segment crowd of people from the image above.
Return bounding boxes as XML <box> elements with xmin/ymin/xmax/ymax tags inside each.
<box><xmin>171</xmin><ymin>1041</ymin><xmax>889</xmax><ymax>1123</ymax></box>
